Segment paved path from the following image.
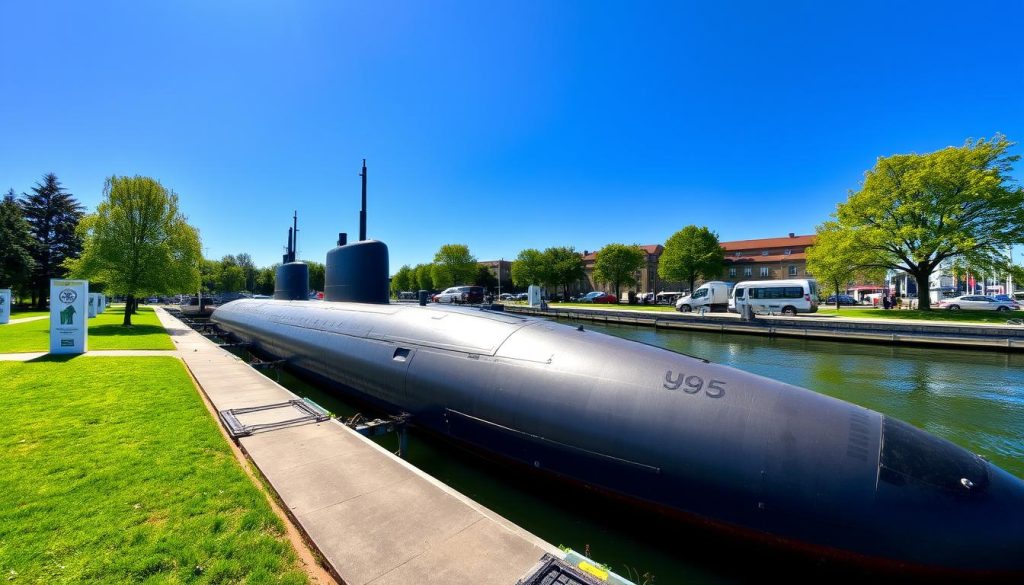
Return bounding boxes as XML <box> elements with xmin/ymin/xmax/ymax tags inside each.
<box><xmin>8</xmin><ymin>315</ymin><xmax>48</xmax><ymax>324</ymax></box>
<box><xmin>154</xmin><ymin>308</ymin><xmax>556</xmax><ymax>585</ymax></box>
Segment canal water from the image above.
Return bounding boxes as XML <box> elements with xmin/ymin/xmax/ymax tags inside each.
<box><xmin>236</xmin><ymin>321</ymin><xmax>1024</xmax><ymax>583</ymax></box>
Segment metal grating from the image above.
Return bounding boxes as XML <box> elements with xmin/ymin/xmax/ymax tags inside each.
<box><xmin>219</xmin><ymin>398</ymin><xmax>331</xmax><ymax>438</ymax></box>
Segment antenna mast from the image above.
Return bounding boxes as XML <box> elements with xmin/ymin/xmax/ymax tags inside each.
<box><xmin>359</xmin><ymin>159</ymin><xmax>367</xmax><ymax>241</ymax></box>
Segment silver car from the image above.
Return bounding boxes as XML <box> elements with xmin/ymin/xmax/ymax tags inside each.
<box><xmin>937</xmin><ymin>295</ymin><xmax>1017</xmax><ymax>311</ymax></box>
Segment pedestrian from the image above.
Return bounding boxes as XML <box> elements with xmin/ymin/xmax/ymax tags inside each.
<box><xmin>882</xmin><ymin>296</ymin><xmax>890</xmax><ymax>310</ymax></box>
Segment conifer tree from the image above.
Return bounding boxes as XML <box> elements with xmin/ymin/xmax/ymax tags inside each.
<box><xmin>20</xmin><ymin>173</ymin><xmax>84</xmax><ymax>307</ymax></box>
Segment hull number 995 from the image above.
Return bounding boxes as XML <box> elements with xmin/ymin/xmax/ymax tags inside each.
<box><xmin>664</xmin><ymin>371</ymin><xmax>726</xmax><ymax>398</ymax></box>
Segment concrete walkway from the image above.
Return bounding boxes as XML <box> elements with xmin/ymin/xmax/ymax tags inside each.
<box><xmin>8</xmin><ymin>315</ymin><xmax>48</xmax><ymax>324</ymax></box>
<box><xmin>154</xmin><ymin>308</ymin><xmax>556</xmax><ymax>585</ymax></box>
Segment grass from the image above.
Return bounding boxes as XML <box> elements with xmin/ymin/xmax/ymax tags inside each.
<box><xmin>10</xmin><ymin>310</ymin><xmax>49</xmax><ymax>320</ymax></box>
<box><xmin>0</xmin><ymin>305</ymin><xmax>174</xmax><ymax>353</ymax></box>
<box><xmin>816</xmin><ymin>307</ymin><xmax>1022</xmax><ymax>324</ymax></box>
<box><xmin>0</xmin><ymin>357</ymin><xmax>307</xmax><ymax>584</ymax></box>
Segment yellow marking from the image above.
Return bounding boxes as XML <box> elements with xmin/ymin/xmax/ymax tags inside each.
<box><xmin>577</xmin><ymin>561</ymin><xmax>609</xmax><ymax>581</ymax></box>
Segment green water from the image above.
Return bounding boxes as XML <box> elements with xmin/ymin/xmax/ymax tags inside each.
<box><xmin>244</xmin><ymin>323</ymin><xmax>1024</xmax><ymax>583</ymax></box>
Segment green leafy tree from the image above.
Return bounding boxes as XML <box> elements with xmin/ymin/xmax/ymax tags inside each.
<box><xmin>473</xmin><ymin>265</ymin><xmax>498</xmax><ymax>291</ymax></box>
<box><xmin>21</xmin><ymin>173</ymin><xmax>84</xmax><ymax>307</ymax></box>
<box><xmin>543</xmin><ymin>246</ymin><xmax>585</xmax><ymax>301</ymax></box>
<box><xmin>391</xmin><ymin>265</ymin><xmax>413</xmax><ymax>296</ymax></box>
<box><xmin>832</xmin><ymin>135</ymin><xmax>1024</xmax><ymax>310</ymax></box>
<box><xmin>658</xmin><ymin>226</ymin><xmax>726</xmax><ymax>293</ymax></box>
<box><xmin>414</xmin><ymin>263</ymin><xmax>434</xmax><ymax>291</ymax></box>
<box><xmin>256</xmin><ymin>265</ymin><xmax>276</xmax><ymax>295</ymax></box>
<box><xmin>806</xmin><ymin>222</ymin><xmax>886</xmax><ymax>309</ymax></box>
<box><xmin>236</xmin><ymin>252</ymin><xmax>256</xmax><ymax>292</ymax></box>
<box><xmin>0</xmin><ymin>189</ymin><xmax>35</xmax><ymax>293</ymax></box>
<box><xmin>593</xmin><ymin>243</ymin><xmax>645</xmax><ymax>300</ymax></box>
<box><xmin>67</xmin><ymin>176</ymin><xmax>201</xmax><ymax>326</ymax></box>
<box><xmin>511</xmin><ymin>248</ymin><xmax>547</xmax><ymax>289</ymax></box>
<box><xmin>305</xmin><ymin>260</ymin><xmax>325</xmax><ymax>293</ymax></box>
<box><xmin>200</xmin><ymin>259</ymin><xmax>219</xmax><ymax>293</ymax></box>
<box><xmin>431</xmin><ymin>244</ymin><xmax>476</xmax><ymax>289</ymax></box>
<box><xmin>219</xmin><ymin>260</ymin><xmax>245</xmax><ymax>292</ymax></box>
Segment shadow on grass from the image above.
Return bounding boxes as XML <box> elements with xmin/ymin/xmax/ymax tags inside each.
<box><xmin>27</xmin><ymin>354</ymin><xmax>80</xmax><ymax>363</ymax></box>
<box><xmin>90</xmin><ymin>323</ymin><xmax>167</xmax><ymax>338</ymax></box>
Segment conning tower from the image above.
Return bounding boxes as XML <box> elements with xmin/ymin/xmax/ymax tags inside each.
<box><xmin>324</xmin><ymin>159</ymin><xmax>390</xmax><ymax>304</ymax></box>
<box><xmin>273</xmin><ymin>211</ymin><xmax>309</xmax><ymax>301</ymax></box>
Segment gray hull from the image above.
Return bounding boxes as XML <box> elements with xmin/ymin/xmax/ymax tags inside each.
<box><xmin>213</xmin><ymin>299</ymin><xmax>1024</xmax><ymax>573</ymax></box>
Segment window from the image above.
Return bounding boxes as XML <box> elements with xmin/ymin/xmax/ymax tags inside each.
<box><xmin>788</xmin><ymin>265</ymin><xmax>797</xmax><ymax>276</ymax></box>
<box><xmin>693</xmin><ymin>288</ymin><xmax>707</xmax><ymax>299</ymax></box>
<box><xmin>761</xmin><ymin>250</ymin><xmax>769</xmax><ymax>256</ymax></box>
<box><xmin>760</xmin><ymin>267</ymin><xmax>770</xmax><ymax>277</ymax></box>
<box><xmin>728</xmin><ymin>267</ymin><xmax>736</xmax><ymax>277</ymax></box>
<box><xmin>784</xmin><ymin>249</ymin><xmax>792</xmax><ymax>255</ymax></box>
<box><xmin>735</xmin><ymin>251</ymin><xmax>742</xmax><ymax>257</ymax></box>
<box><xmin>749</xmin><ymin>286</ymin><xmax>805</xmax><ymax>300</ymax></box>
<box><xmin>743</xmin><ymin>267</ymin><xmax>752</xmax><ymax>277</ymax></box>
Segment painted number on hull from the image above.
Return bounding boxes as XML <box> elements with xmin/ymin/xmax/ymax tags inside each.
<box><xmin>663</xmin><ymin>371</ymin><xmax>726</xmax><ymax>398</ymax></box>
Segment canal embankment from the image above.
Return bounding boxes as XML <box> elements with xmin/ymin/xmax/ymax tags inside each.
<box><xmin>504</xmin><ymin>305</ymin><xmax>1024</xmax><ymax>351</ymax></box>
<box><xmin>154</xmin><ymin>308</ymin><xmax>561</xmax><ymax>585</ymax></box>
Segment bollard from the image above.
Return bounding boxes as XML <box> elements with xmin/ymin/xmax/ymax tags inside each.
<box><xmin>418</xmin><ymin>290</ymin><xmax>428</xmax><ymax>306</ymax></box>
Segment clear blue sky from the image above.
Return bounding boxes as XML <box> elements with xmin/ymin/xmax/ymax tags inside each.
<box><xmin>3</xmin><ymin>1</ymin><xmax>1022</xmax><ymax>272</ymax></box>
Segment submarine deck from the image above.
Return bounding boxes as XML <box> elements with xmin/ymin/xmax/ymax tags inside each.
<box><xmin>155</xmin><ymin>308</ymin><xmax>558</xmax><ymax>585</ymax></box>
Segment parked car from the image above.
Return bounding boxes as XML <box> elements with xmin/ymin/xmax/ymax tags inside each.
<box><xmin>433</xmin><ymin>286</ymin><xmax>485</xmax><ymax>304</ymax></box>
<box><xmin>993</xmin><ymin>294</ymin><xmax>1021</xmax><ymax>309</ymax></box>
<box><xmin>937</xmin><ymin>295</ymin><xmax>1017</xmax><ymax>311</ymax></box>
<box><xmin>825</xmin><ymin>294</ymin><xmax>859</xmax><ymax>306</ymax></box>
<box><xmin>580</xmin><ymin>291</ymin><xmax>616</xmax><ymax>304</ymax></box>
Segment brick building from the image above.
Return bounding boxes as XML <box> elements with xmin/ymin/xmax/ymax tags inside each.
<box><xmin>578</xmin><ymin>233</ymin><xmax>817</xmax><ymax>296</ymax></box>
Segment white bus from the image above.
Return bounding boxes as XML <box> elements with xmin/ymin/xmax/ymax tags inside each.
<box><xmin>730</xmin><ymin>279</ymin><xmax>819</xmax><ymax>316</ymax></box>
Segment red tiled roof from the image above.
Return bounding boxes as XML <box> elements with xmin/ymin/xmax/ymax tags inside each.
<box><xmin>721</xmin><ymin>234</ymin><xmax>816</xmax><ymax>251</ymax></box>
<box><xmin>725</xmin><ymin>253</ymin><xmax>807</xmax><ymax>264</ymax></box>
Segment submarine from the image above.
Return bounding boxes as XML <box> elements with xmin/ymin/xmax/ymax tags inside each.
<box><xmin>214</xmin><ymin>163</ymin><xmax>1024</xmax><ymax>575</ymax></box>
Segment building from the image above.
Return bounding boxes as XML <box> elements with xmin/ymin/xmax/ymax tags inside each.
<box><xmin>478</xmin><ymin>259</ymin><xmax>512</xmax><ymax>290</ymax></box>
<box><xmin>720</xmin><ymin>233</ymin><xmax>816</xmax><ymax>281</ymax></box>
<box><xmin>578</xmin><ymin>233</ymin><xmax>817</xmax><ymax>296</ymax></box>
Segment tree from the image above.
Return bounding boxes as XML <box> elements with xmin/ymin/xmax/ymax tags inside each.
<box><xmin>543</xmin><ymin>246</ymin><xmax>585</xmax><ymax>301</ymax></box>
<box><xmin>431</xmin><ymin>244</ymin><xmax>476</xmax><ymax>289</ymax></box>
<box><xmin>21</xmin><ymin>173</ymin><xmax>84</xmax><ymax>307</ymax></box>
<box><xmin>200</xmin><ymin>259</ymin><xmax>219</xmax><ymax>293</ymax></box>
<box><xmin>0</xmin><ymin>189</ymin><xmax>35</xmax><ymax>293</ymax></box>
<box><xmin>511</xmin><ymin>248</ymin><xmax>547</xmax><ymax>289</ymax></box>
<box><xmin>218</xmin><ymin>258</ymin><xmax>245</xmax><ymax>292</ymax></box>
<box><xmin>593</xmin><ymin>243</ymin><xmax>645</xmax><ymax>299</ymax></box>
<box><xmin>832</xmin><ymin>135</ymin><xmax>1024</xmax><ymax>310</ymax></box>
<box><xmin>236</xmin><ymin>252</ymin><xmax>256</xmax><ymax>292</ymax></box>
<box><xmin>806</xmin><ymin>222</ymin><xmax>886</xmax><ymax>309</ymax></box>
<box><xmin>391</xmin><ymin>265</ymin><xmax>413</xmax><ymax>296</ymax></box>
<box><xmin>473</xmin><ymin>265</ymin><xmax>498</xmax><ymax>291</ymax></box>
<box><xmin>414</xmin><ymin>263</ymin><xmax>434</xmax><ymax>291</ymax></box>
<box><xmin>306</xmin><ymin>260</ymin><xmax>325</xmax><ymax>292</ymax></box>
<box><xmin>67</xmin><ymin>176</ymin><xmax>201</xmax><ymax>326</ymax></box>
<box><xmin>255</xmin><ymin>265</ymin><xmax>276</xmax><ymax>295</ymax></box>
<box><xmin>658</xmin><ymin>226</ymin><xmax>726</xmax><ymax>293</ymax></box>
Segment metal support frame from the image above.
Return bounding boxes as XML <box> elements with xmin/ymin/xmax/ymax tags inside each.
<box><xmin>218</xmin><ymin>398</ymin><xmax>331</xmax><ymax>438</ymax></box>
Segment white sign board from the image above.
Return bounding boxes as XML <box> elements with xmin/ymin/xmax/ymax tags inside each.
<box><xmin>50</xmin><ymin>279</ymin><xmax>88</xmax><ymax>354</ymax></box>
<box><xmin>88</xmin><ymin>293</ymin><xmax>98</xmax><ymax>318</ymax></box>
<box><xmin>527</xmin><ymin>285</ymin><xmax>542</xmax><ymax>307</ymax></box>
<box><xmin>0</xmin><ymin>289</ymin><xmax>10</xmax><ymax>325</ymax></box>
<box><xmin>99</xmin><ymin>295</ymin><xmax>106</xmax><ymax>313</ymax></box>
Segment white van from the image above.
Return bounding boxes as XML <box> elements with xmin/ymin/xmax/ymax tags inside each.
<box><xmin>675</xmin><ymin>281</ymin><xmax>734</xmax><ymax>313</ymax></box>
<box><xmin>730</xmin><ymin>279</ymin><xmax>818</xmax><ymax>316</ymax></box>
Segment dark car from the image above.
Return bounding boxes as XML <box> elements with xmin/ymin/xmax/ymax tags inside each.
<box><xmin>825</xmin><ymin>294</ymin><xmax>859</xmax><ymax>306</ymax></box>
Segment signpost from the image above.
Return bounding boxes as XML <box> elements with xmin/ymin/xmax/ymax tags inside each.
<box><xmin>0</xmin><ymin>289</ymin><xmax>10</xmax><ymax>325</ymax></box>
<box><xmin>88</xmin><ymin>293</ymin><xmax>98</xmax><ymax>318</ymax></box>
<box><xmin>50</xmin><ymin>279</ymin><xmax>88</xmax><ymax>354</ymax></box>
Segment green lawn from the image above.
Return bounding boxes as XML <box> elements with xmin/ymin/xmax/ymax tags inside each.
<box><xmin>816</xmin><ymin>307</ymin><xmax>1021</xmax><ymax>324</ymax></box>
<box><xmin>10</xmin><ymin>310</ymin><xmax>50</xmax><ymax>320</ymax></box>
<box><xmin>0</xmin><ymin>306</ymin><xmax>173</xmax><ymax>353</ymax></box>
<box><xmin>0</xmin><ymin>357</ymin><xmax>307</xmax><ymax>584</ymax></box>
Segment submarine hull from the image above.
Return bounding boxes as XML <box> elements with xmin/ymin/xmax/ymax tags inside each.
<box><xmin>213</xmin><ymin>299</ymin><xmax>1024</xmax><ymax>574</ymax></box>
